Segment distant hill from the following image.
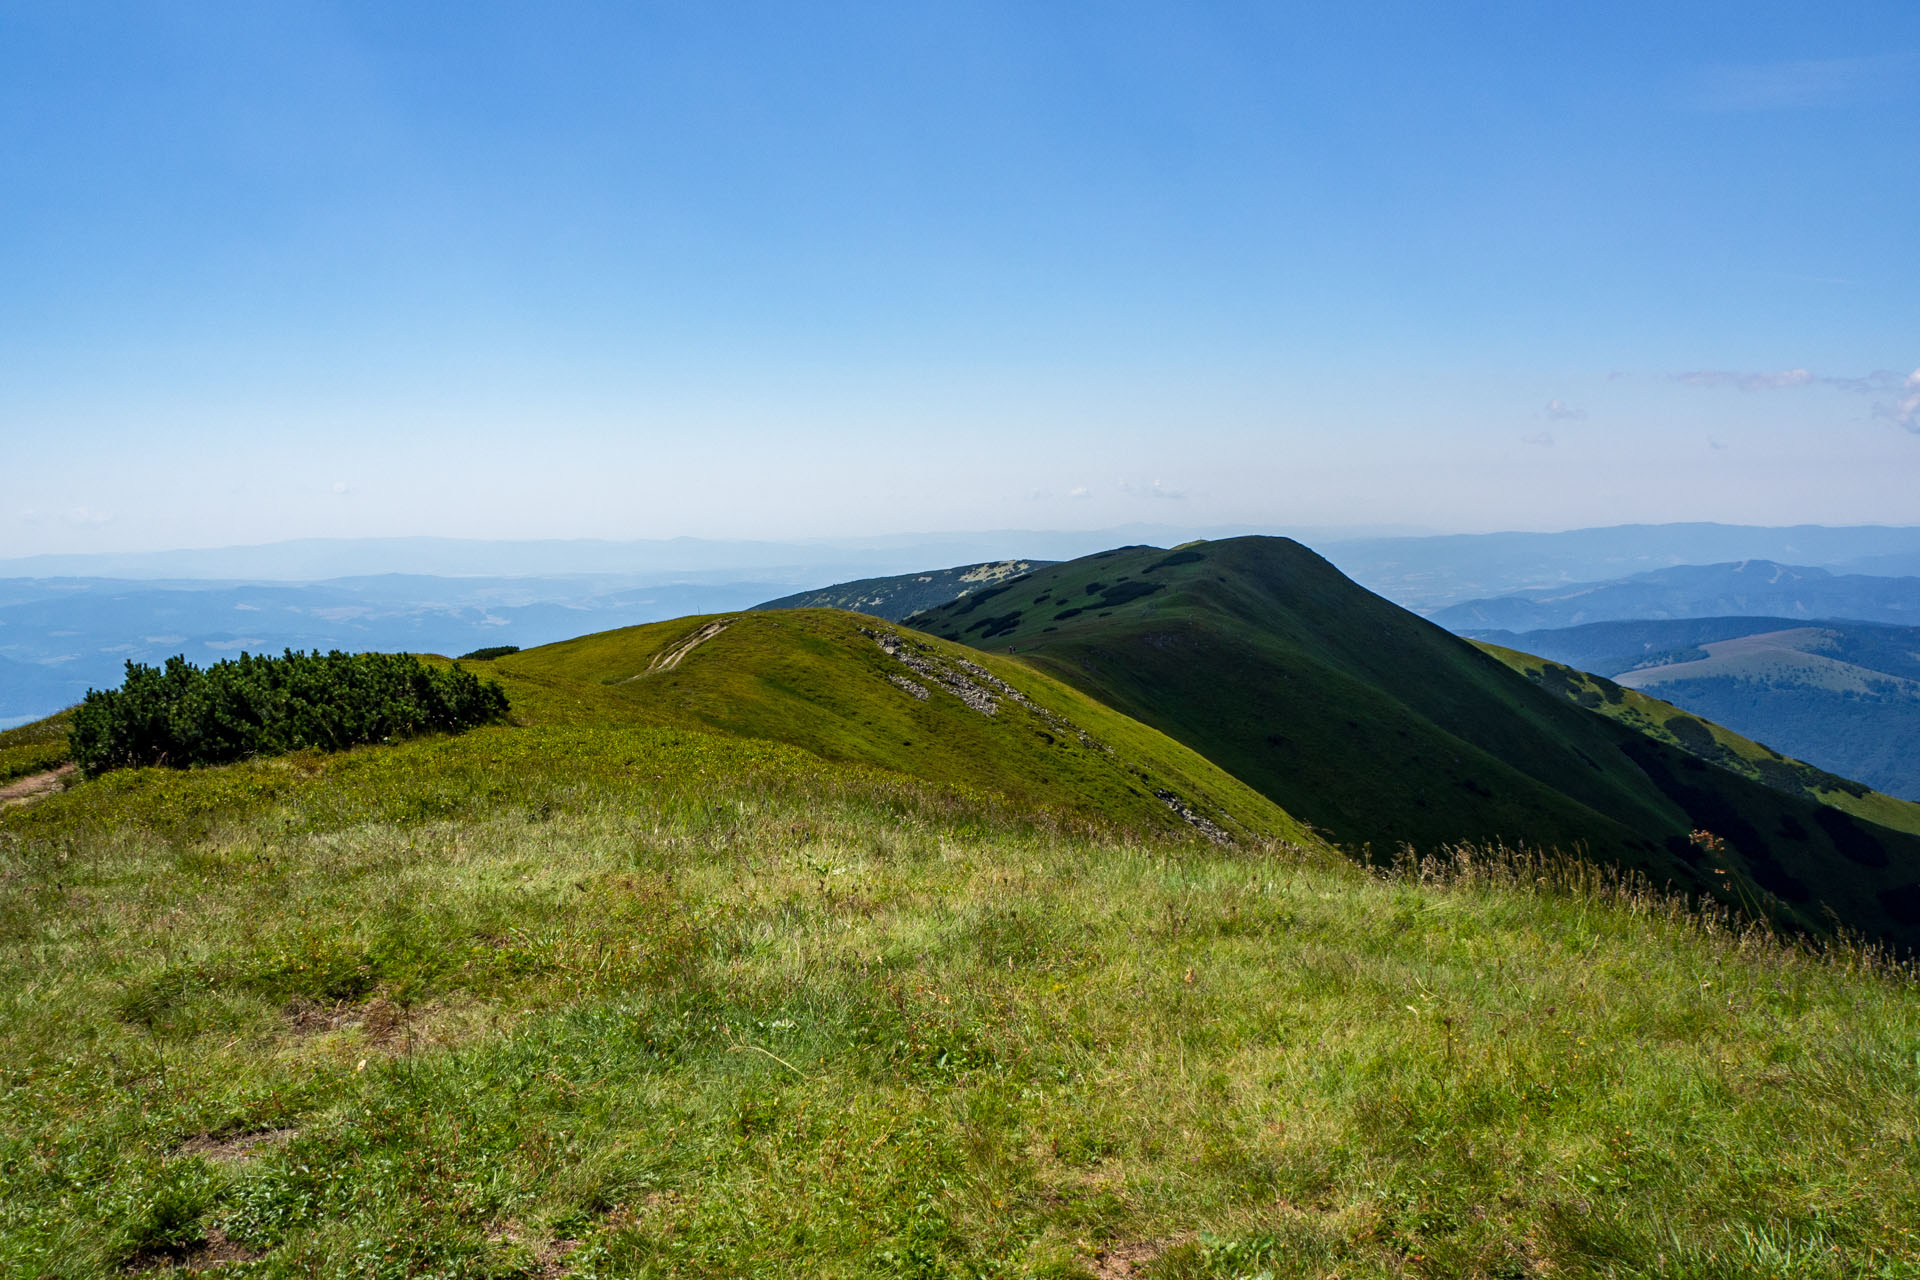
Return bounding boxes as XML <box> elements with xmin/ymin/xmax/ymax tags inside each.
<box><xmin>909</xmin><ymin>536</ymin><xmax>1920</xmax><ymax>953</ymax></box>
<box><xmin>1470</xmin><ymin>617</ymin><xmax>1920</xmax><ymax>801</ymax></box>
<box><xmin>751</xmin><ymin>560</ymin><xmax>1054</xmax><ymax>621</ymax></box>
<box><xmin>1475</xmin><ymin>640</ymin><xmax>1920</xmax><ymax>827</ymax></box>
<box><xmin>1318</xmin><ymin>522</ymin><xmax>1920</xmax><ymax>612</ymax></box>
<box><xmin>1429</xmin><ymin>560</ymin><xmax>1920</xmax><ymax>630</ymax></box>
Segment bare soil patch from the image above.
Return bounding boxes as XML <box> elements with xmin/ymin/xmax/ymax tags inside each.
<box><xmin>1090</xmin><ymin>1235</ymin><xmax>1191</xmax><ymax>1278</ymax></box>
<box><xmin>0</xmin><ymin>764</ymin><xmax>75</xmax><ymax>810</ymax></box>
<box><xmin>489</xmin><ymin>1222</ymin><xmax>581</xmax><ymax>1277</ymax></box>
<box><xmin>175</xmin><ymin>1127</ymin><xmax>297</xmax><ymax>1163</ymax></box>
<box><xmin>125</xmin><ymin>1225</ymin><xmax>261</xmax><ymax>1273</ymax></box>
<box><xmin>285</xmin><ymin>995</ymin><xmax>411</xmax><ymax>1045</ymax></box>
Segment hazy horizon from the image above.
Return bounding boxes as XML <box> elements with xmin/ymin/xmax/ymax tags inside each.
<box><xmin>5</xmin><ymin>3</ymin><xmax>1917</xmax><ymax>558</ymax></box>
<box><xmin>9</xmin><ymin>519</ymin><xmax>1920</xmax><ymax>586</ymax></box>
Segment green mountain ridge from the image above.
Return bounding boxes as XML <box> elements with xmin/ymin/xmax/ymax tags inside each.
<box><xmin>909</xmin><ymin>536</ymin><xmax>1920</xmax><ymax>952</ymax></box>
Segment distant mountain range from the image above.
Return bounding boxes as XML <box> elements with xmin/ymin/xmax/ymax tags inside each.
<box><xmin>752</xmin><ymin>560</ymin><xmax>1055</xmax><ymax>621</ymax></box>
<box><xmin>9</xmin><ymin>520</ymin><xmax>1920</xmax><ymax>604</ymax></box>
<box><xmin>10</xmin><ymin>522</ymin><xmax>1920</xmax><ymax>730</ymax></box>
<box><xmin>1467</xmin><ymin>616</ymin><xmax>1920</xmax><ymax>801</ymax></box>
<box><xmin>1322</xmin><ymin>523</ymin><xmax>1920</xmax><ymax>612</ymax></box>
<box><xmin>1430</xmin><ymin>560</ymin><xmax>1920</xmax><ymax>631</ymax></box>
<box><xmin>0</xmin><ymin>527</ymin><xmax>1292</xmax><ymax>583</ymax></box>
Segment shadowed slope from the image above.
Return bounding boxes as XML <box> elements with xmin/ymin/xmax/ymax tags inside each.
<box><xmin>910</xmin><ymin>536</ymin><xmax>1920</xmax><ymax>951</ymax></box>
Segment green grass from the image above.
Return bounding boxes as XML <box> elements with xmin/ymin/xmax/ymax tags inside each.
<box><xmin>473</xmin><ymin>608</ymin><xmax>1314</xmax><ymax>848</ymax></box>
<box><xmin>5</xmin><ymin>715</ymin><xmax>1920</xmax><ymax>1276</ymax></box>
<box><xmin>0</xmin><ymin>711</ymin><xmax>72</xmax><ymax>785</ymax></box>
<box><xmin>908</xmin><ymin>537</ymin><xmax>1920</xmax><ymax>955</ymax></box>
<box><xmin>9</xmin><ymin>598</ymin><xmax>1920</xmax><ymax>1274</ymax></box>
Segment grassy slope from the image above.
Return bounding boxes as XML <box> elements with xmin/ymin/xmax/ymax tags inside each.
<box><xmin>0</xmin><ymin>711</ymin><xmax>72</xmax><ymax>786</ymax></box>
<box><xmin>0</xmin><ymin>611</ymin><xmax>1306</xmax><ymax>850</ymax></box>
<box><xmin>6</xmin><ymin>714</ymin><xmax>1920</xmax><ymax>1275</ymax></box>
<box><xmin>1477</xmin><ymin>641</ymin><xmax>1920</xmax><ymax>839</ymax></box>
<box><xmin>479</xmin><ymin>609</ymin><xmax>1312</xmax><ymax>848</ymax></box>
<box><xmin>909</xmin><ymin>537</ymin><xmax>1920</xmax><ymax>953</ymax></box>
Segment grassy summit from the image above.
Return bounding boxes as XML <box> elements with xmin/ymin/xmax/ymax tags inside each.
<box><xmin>909</xmin><ymin>537</ymin><xmax>1920</xmax><ymax>953</ymax></box>
<box><xmin>482</xmin><ymin>609</ymin><xmax>1310</xmax><ymax>847</ymax></box>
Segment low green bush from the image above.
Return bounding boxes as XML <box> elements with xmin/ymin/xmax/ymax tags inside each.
<box><xmin>68</xmin><ymin>650</ymin><xmax>508</xmax><ymax>776</ymax></box>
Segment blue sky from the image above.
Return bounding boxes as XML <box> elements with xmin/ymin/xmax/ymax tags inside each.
<box><xmin>3</xmin><ymin>1</ymin><xmax>1916</xmax><ymax>555</ymax></box>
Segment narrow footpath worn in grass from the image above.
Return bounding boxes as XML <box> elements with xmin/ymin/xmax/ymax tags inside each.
<box><xmin>3</xmin><ymin>722</ymin><xmax>1919</xmax><ymax>1277</ymax></box>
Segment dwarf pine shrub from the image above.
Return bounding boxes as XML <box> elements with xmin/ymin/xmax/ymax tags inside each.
<box><xmin>67</xmin><ymin>650</ymin><xmax>509</xmax><ymax>776</ymax></box>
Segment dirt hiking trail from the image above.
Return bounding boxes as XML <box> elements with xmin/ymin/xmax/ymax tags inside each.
<box><xmin>636</xmin><ymin>618</ymin><xmax>733</xmax><ymax>677</ymax></box>
<box><xmin>0</xmin><ymin>764</ymin><xmax>76</xmax><ymax>810</ymax></box>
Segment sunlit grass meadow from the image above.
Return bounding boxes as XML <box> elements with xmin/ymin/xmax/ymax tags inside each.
<box><xmin>4</xmin><ymin>721</ymin><xmax>1919</xmax><ymax>1277</ymax></box>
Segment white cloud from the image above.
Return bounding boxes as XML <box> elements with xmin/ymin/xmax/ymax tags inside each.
<box><xmin>1876</xmin><ymin>368</ymin><xmax>1920</xmax><ymax>433</ymax></box>
<box><xmin>1522</xmin><ymin>432</ymin><xmax>1554</xmax><ymax>447</ymax></box>
<box><xmin>1119</xmin><ymin>479</ymin><xmax>1185</xmax><ymax>501</ymax></box>
<box><xmin>1675</xmin><ymin>364</ymin><xmax>1920</xmax><ymax>432</ymax></box>
<box><xmin>331</xmin><ymin>480</ymin><xmax>352</xmax><ymax>495</ymax></box>
<box><xmin>1545</xmin><ymin>399</ymin><xmax>1586</xmax><ymax>422</ymax></box>
<box><xmin>1821</xmin><ymin>369</ymin><xmax>1907</xmax><ymax>393</ymax></box>
<box><xmin>1067</xmin><ymin>486</ymin><xmax>1091</xmax><ymax>500</ymax></box>
<box><xmin>64</xmin><ymin>506</ymin><xmax>113</xmax><ymax>527</ymax></box>
<box><xmin>1674</xmin><ymin>368</ymin><xmax>1814</xmax><ymax>390</ymax></box>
